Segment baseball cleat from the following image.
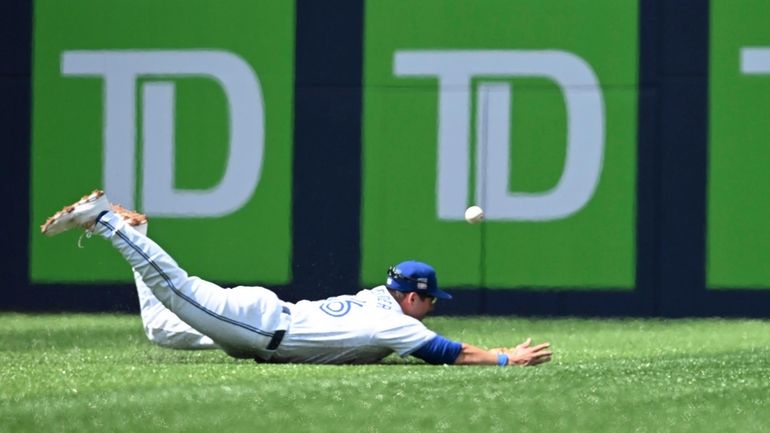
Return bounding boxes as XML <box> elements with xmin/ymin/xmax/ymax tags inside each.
<box><xmin>110</xmin><ymin>204</ymin><xmax>148</xmax><ymax>228</ymax></box>
<box><xmin>40</xmin><ymin>190</ymin><xmax>110</xmax><ymax>237</ymax></box>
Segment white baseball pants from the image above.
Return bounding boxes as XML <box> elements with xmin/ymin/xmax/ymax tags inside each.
<box><xmin>94</xmin><ymin>211</ymin><xmax>291</xmax><ymax>360</ymax></box>
<box><xmin>128</xmin><ymin>221</ymin><xmax>216</xmax><ymax>350</ymax></box>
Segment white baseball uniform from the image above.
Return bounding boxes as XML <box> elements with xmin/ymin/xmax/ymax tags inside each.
<box><xmin>95</xmin><ymin>211</ymin><xmax>436</xmax><ymax>363</ymax></box>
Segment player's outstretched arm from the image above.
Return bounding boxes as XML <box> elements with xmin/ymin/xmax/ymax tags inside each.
<box><xmin>454</xmin><ymin>338</ymin><xmax>552</xmax><ymax>366</ymax></box>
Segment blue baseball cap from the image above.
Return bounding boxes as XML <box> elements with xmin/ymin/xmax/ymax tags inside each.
<box><xmin>385</xmin><ymin>260</ymin><xmax>452</xmax><ymax>300</ymax></box>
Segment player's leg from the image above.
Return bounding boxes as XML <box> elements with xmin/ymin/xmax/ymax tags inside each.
<box><xmin>95</xmin><ymin>210</ymin><xmax>291</xmax><ymax>359</ymax></box>
<box><xmin>112</xmin><ymin>205</ymin><xmax>217</xmax><ymax>350</ymax></box>
<box><xmin>41</xmin><ymin>191</ymin><xmax>291</xmax><ymax>359</ymax></box>
<box><xmin>134</xmin><ymin>269</ymin><xmax>219</xmax><ymax>350</ymax></box>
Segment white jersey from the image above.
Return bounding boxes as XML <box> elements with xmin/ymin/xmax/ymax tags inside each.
<box><xmin>271</xmin><ymin>285</ymin><xmax>436</xmax><ymax>364</ymax></box>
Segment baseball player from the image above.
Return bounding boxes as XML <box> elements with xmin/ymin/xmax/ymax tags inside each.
<box><xmin>41</xmin><ymin>190</ymin><xmax>552</xmax><ymax>366</ymax></box>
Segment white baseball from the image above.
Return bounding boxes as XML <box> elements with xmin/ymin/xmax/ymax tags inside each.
<box><xmin>464</xmin><ymin>205</ymin><xmax>484</xmax><ymax>224</ymax></box>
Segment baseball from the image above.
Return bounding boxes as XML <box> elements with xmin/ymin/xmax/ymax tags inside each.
<box><xmin>464</xmin><ymin>205</ymin><xmax>484</xmax><ymax>224</ymax></box>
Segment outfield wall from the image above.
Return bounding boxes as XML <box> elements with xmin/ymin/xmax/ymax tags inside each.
<box><xmin>3</xmin><ymin>0</ymin><xmax>770</xmax><ymax>316</ymax></box>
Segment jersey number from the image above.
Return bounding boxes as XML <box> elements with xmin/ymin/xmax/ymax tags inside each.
<box><xmin>320</xmin><ymin>299</ymin><xmax>364</xmax><ymax>317</ymax></box>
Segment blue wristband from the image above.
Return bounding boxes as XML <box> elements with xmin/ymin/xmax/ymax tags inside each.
<box><xmin>497</xmin><ymin>353</ymin><xmax>509</xmax><ymax>367</ymax></box>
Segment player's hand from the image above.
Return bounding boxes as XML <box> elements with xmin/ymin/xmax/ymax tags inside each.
<box><xmin>503</xmin><ymin>338</ymin><xmax>552</xmax><ymax>366</ymax></box>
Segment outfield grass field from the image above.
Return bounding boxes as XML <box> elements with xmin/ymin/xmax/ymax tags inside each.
<box><xmin>1</xmin><ymin>313</ymin><xmax>768</xmax><ymax>433</ymax></box>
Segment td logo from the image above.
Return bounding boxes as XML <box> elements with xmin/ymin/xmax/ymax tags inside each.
<box><xmin>361</xmin><ymin>1</ymin><xmax>637</xmax><ymax>289</ymax></box>
<box><xmin>395</xmin><ymin>50</ymin><xmax>605</xmax><ymax>221</ymax></box>
<box><xmin>61</xmin><ymin>50</ymin><xmax>264</xmax><ymax>217</ymax></box>
<box><xmin>31</xmin><ymin>1</ymin><xmax>294</xmax><ymax>284</ymax></box>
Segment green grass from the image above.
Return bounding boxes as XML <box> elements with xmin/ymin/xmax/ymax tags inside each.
<box><xmin>1</xmin><ymin>314</ymin><xmax>769</xmax><ymax>433</ymax></box>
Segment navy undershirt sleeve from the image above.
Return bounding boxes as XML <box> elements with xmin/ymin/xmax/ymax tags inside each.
<box><xmin>411</xmin><ymin>335</ymin><xmax>463</xmax><ymax>365</ymax></box>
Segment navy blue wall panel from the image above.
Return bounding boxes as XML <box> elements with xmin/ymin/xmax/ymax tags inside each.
<box><xmin>292</xmin><ymin>0</ymin><xmax>364</xmax><ymax>299</ymax></box>
<box><xmin>1</xmin><ymin>2</ymin><xmax>32</xmax><ymax>309</ymax></box>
